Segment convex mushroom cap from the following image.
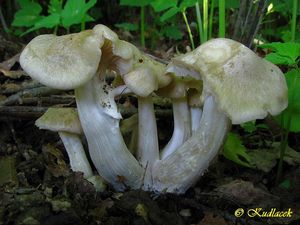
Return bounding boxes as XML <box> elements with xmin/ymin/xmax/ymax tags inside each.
<box><xmin>20</xmin><ymin>24</ymin><xmax>133</xmax><ymax>90</ymax></box>
<box><xmin>120</xmin><ymin>43</ymin><xmax>171</xmax><ymax>97</ymax></box>
<box><xmin>36</xmin><ymin>108</ymin><xmax>82</xmax><ymax>134</ymax></box>
<box><xmin>167</xmin><ymin>38</ymin><xmax>288</xmax><ymax>124</ymax></box>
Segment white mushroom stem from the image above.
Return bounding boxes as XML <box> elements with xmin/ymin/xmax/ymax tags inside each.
<box><xmin>152</xmin><ymin>95</ymin><xmax>230</xmax><ymax>193</ymax></box>
<box><xmin>137</xmin><ymin>96</ymin><xmax>160</xmax><ymax>189</ymax></box>
<box><xmin>161</xmin><ymin>97</ymin><xmax>191</xmax><ymax>160</ymax></box>
<box><xmin>58</xmin><ymin>132</ymin><xmax>93</xmax><ymax>178</ymax></box>
<box><xmin>137</xmin><ymin>96</ymin><xmax>159</xmax><ymax>167</ymax></box>
<box><xmin>190</xmin><ymin>107</ymin><xmax>202</xmax><ymax>134</ymax></box>
<box><xmin>75</xmin><ymin>76</ymin><xmax>144</xmax><ymax>191</ymax></box>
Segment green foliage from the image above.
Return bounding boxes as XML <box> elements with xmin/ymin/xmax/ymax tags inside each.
<box><xmin>279</xmin><ymin>179</ymin><xmax>292</xmax><ymax>189</ymax></box>
<box><xmin>61</xmin><ymin>0</ymin><xmax>96</xmax><ymax>28</ymax></box>
<box><xmin>12</xmin><ymin>0</ymin><xmax>42</xmax><ymax>27</ymax></box>
<box><xmin>12</xmin><ymin>0</ymin><xmax>97</xmax><ymax>35</ymax></box>
<box><xmin>260</xmin><ymin>42</ymin><xmax>300</xmax><ymax>132</ymax></box>
<box><xmin>150</xmin><ymin>0</ymin><xmax>197</xmax><ymax>22</ymax></box>
<box><xmin>120</xmin><ymin>0</ymin><xmax>153</xmax><ymax>7</ymax></box>
<box><xmin>280</xmin><ymin>68</ymin><xmax>300</xmax><ymax>132</ymax></box>
<box><xmin>161</xmin><ymin>25</ymin><xmax>183</xmax><ymax>40</ymax></box>
<box><xmin>240</xmin><ymin>121</ymin><xmax>268</xmax><ymax>133</ymax></box>
<box><xmin>260</xmin><ymin>42</ymin><xmax>300</xmax><ymax>65</ymax></box>
<box><xmin>223</xmin><ymin>132</ymin><xmax>253</xmax><ymax>167</ymax></box>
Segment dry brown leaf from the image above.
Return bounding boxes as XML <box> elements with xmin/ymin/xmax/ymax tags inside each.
<box><xmin>0</xmin><ymin>53</ymin><xmax>20</xmax><ymax>70</ymax></box>
<box><xmin>197</xmin><ymin>210</ymin><xmax>231</xmax><ymax>225</ymax></box>
<box><xmin>42</xmin><ymin>144</ymin><xmax>70</xmax><ymax>177</ymax></box>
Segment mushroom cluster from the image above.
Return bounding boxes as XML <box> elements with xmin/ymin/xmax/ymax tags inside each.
<box><xmin>20</xmin><ymin>25</ymin><xmax>288</xmax><ymax>193</ymax></box>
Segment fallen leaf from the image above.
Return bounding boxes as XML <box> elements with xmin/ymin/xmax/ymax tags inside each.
<box><xmin>215</xmin><ymin>180</ymin><xmax>280</xmax><ymax>208</ymax></box>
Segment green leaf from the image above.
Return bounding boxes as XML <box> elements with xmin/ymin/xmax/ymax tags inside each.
<box><xmin>161</xmin><ymin>25</ymin><xmax>183</xmax><ymax>40</ymax></box>
<box><xmin>61</xmin><ymin>0</ymin><xmax>96</xmax><ymax>28</ymax></box>
<box><xmin>151</xmin><ymin>0</ymin><xmax>177</xmax><ymax>12</ymax></box>
<box><xmin>18</xmin><ymin>0</ymin><xmax>41</xmax><ymax>10</ymax></box>
<box><xmin>279</xmin><ymin>179</ymin><xmax>291</xmax><ymax>189</ymax></box>
<box><xmin>115</xmin><ymin>23</ymin><xmax>139</xmax><ymax>31</ymax></box>
<box><xmin>277</xmin><ymin>68</ymin><xmax>300</xmax><ymax>132</ymax></box>
<box><xmin>160</xmin><ymin>6</ymin><xmax>180</xmax><ymax>22</ymax></box>
<box><xmin>223</xmin><ymin>133</ymin><xmax>253</xmax><ymax>167</ymax></box>
<box><xmin>179</xmin><ymin>0</ymin><xmax>197</xmax><ymax>9</ymax></box>
<box><xmin>12</xmin><ymin>0</ymin><xmax>42</xmax><ymax>27</ymax></box>
<box><xmin>22</xmin><ymin>13</ymin><xmax>60</xmax><ymax>35</ymax></box>
<box><xmin>120</xmin><ymin>0</ymin><xmax>153</xmax><ymax>7</ymax></box>
<box><xmin>48</xmin><ymin>0</ymin><xmax>63</xmax><ymax>14</ymax></box>
<box><xmin>240</xmin><ymin>121</ymin><xmax>257</xmax><ymax>133</ymax></box>
<box><xmin>225</xmin><ymin>0</ymin><xmax>239</xmax><ymax>8</ymax></box>
<box><xmin>259</xmin><ymin>42</ymin><xmax>300</xmax><ymax>65</ymax></box>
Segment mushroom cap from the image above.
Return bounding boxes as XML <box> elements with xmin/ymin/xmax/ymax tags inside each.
<box><xmin>168</xmin><ymin>38</ymin><xmax>288</xmax><ymax>124</ymax></box>
<box><xmin>123</xmin><ymin>67</ymin><xmax>158</xmax><ymax>97</ymax></box>
<box><xmin>36</xmin><ymin>108</ymin><xmax>82</xmax><ymax>134</ymax></box>
<box><xmin>20</xmin><ymin>30</ymin><xmax>103</xmax><ymax>90</ymax></box>
<box><xmin>156</xmin><ymin>75</ymin><xmax>202</xmax><ymax>99</ymax></box>
<box><xmin>118</xmin><ymin>42</ymin><xmax>171</xmax><ymax>96</ymax></box>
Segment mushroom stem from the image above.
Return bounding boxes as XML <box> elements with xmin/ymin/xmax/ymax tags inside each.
<box><xmin>58</xmin><ymin>132</ymin><xmax>93</xmax><ymax>178</ymax></box>
<box><xmin>75</xmin><ymin>76</ymin><xmax>144</xmax><ymax>191</ymax></box>
<box><xmin>161</xmin><ymin>98</ymin><xmax>191</xmax><ymax>159</ymax></box>
<box><xmin>137</xmin><ymin>96</ymin><xmax>159</xmax><ymax>189</ymax></box>
<box><xmin>137</xmin><ymin>96</ymin><xmax>159</xmax><ymax>166</ymax></box>
<box><xmin>190</xmin><ymin>107</ymin><xmax>202</xmax><ymax>133</ymax></box>
<box><xmin>153</xmin><ymin>95</ymin><xmax>230</xmax><ymax>193</ymax></box>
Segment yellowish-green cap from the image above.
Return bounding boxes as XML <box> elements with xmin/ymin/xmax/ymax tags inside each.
<box><xmin>168</xmin><ymin>38</ymin><xmax>288</xmax><ymax>124</ymax></box>
<box><xmin>20</xmin><ymin>30</ymin><xmax>103</xmax><ymax>90</ymax></box>
<box><xmin>35</xmin><ymin>108</ymin><xmax>82</xmax><ymax>134</ymax></box>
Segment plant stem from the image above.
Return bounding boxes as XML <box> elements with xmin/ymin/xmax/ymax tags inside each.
<box><xmin>203</xmin><ymin>0</ymin><xmax>209</xmax><ymax>42</ymax></box>
<box><xmin>182</xmin><ymin>9</ymin><xmax>195</xmax><ymax>49</ymax></box>
<box><xmin>218</xmin><ymin>0</ymin><xmax>225</xmax><ymax>37</ymax></box>
<box><xmin>291</xmin><ymin>0</ymin><xmax>298</xmax><ymax>42</ymax></box>
<box><xmin>195</xmin><ymin>1</ymin><xmax>204</xmax><ymax>44</ymax></box>
<box><xmin>276</xmin><ymin>69</ymin><xmax>298</xmax><ymax>184</ymax></box>
<box><xmin>0</xmin><ymin>6</ymin><xmax>8</xmax><ymax>33</ymax></box>
<box><xmin>140</xmin><ymin>6</ymin><xmax>145</xmax><ymax>48</ymax></box>
<box><xmin>53</xmin><ymin>25</ymin><xmax>58</xmax><ymax>35</ymax></box>
<box><xmin>208</xmin><ymin>0</ymin><xmax>215</xmax><ymax>39</ymax></box>
<box><xmin>81</xmin><ymin>14</ymin><xmax>86</xmax><ymax>31</ymax></box>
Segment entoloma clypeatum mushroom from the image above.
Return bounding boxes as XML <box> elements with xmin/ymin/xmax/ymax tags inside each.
<box><xmin>20</xmin><ymin>25</ymin><xmax>288</xmax><ymax>194</ymax></box>
<box><xmin>20</xmin><ymin>25</ymin><xmax>146</xmax><ymax>191</ymax></box>
<box><xmin>36</xmin><ymin>108</ymin><xmax>106</xmax><ymax>191</ymax></box>
<box><xmin>151</xmin><ymin>38</ymin><xmax>288</xmax><ymax>193</ymax></box>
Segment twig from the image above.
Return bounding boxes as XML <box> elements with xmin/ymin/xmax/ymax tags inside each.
<box><xmin>0</xmin><ymin>106</ymin><xmax>48</xmax><ymax>119</ymax></box>
<box><xmin>0</xmin><ymin>106</ymin><xmax>172</xmax><ymax>120</ymax></box>
<box><xmin>0</xmin><ymin>87</ymin><xmax>62</xmax><ymax>106</ymax></box>
<box><xmin>0</xmin><ymin>6</ymin><xmax>8</xmax><ymax>32</ymax></box>
<box><xmin>0</xmin><ymin>80</ymin><xmax>42</xmax><ymax>95</ymax></box>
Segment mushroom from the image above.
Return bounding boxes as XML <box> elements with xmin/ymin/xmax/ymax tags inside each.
<box><xmin>156</xmin><ymin>76</ymin><xmax>202</xmax><ymax>159</ymax></box>
<box><xmin>36</xmin><ymin>107</ymin><xmax>106</xmax><ymax>191</ymax></box>
<box><xmin>20</xmin><ymin>24</ymin><xmax>172</xmax><ymax>191</ymax></box>
<box><xmin>118</xmin><ymin>47</ymin><xmax>171</xmax><ymax>189</ymax></box>
<box><xmin>152</xmin><ymin>38</ymin><xmax>288</xmax><ymax>193</ymax></box>
<box><xmin>20</xmin><ymin>25</ymin><xmax>145</xmax><ymax>191</ymax></box>
<box><xmin>20</xmin><ymin>26</ymin><xmax>288</xmax><ymax>194</ymax></box>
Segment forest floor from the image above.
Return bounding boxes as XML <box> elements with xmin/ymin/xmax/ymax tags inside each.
<box><xmin>0</xmin><ymin>32</ymin><xmax>300</xmax><ymax>225</ymax></box>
